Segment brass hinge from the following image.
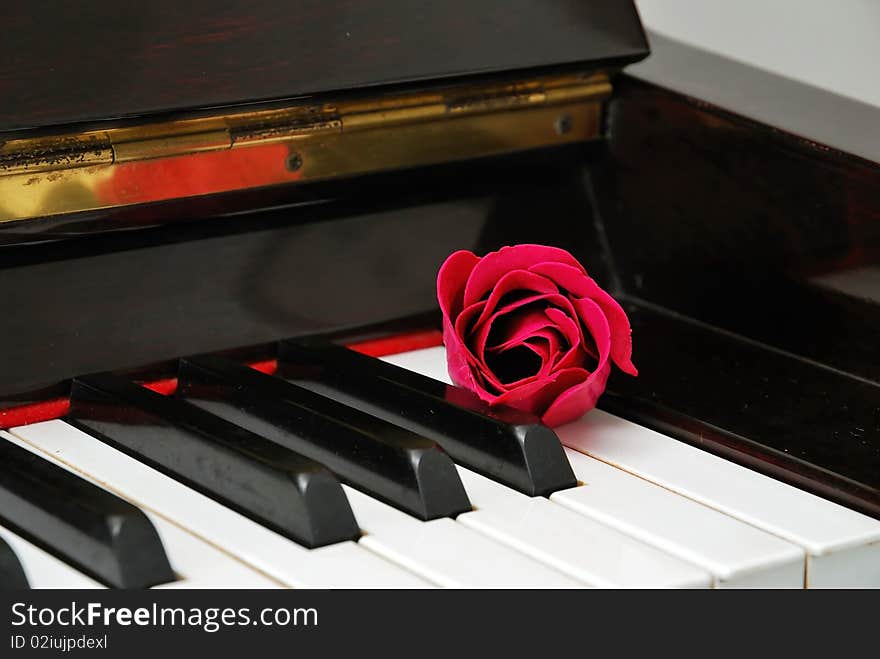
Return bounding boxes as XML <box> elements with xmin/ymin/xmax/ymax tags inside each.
<box><xmin>0</xmin><ymin>72</ymin><xmax>611</xmax><ymax>224</ymax></box>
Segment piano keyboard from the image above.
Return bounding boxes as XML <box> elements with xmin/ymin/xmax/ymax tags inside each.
<box><xmin>2</xmin><ymin>344</ymin><xmax>878</xmax><ymax>589</ymax></box>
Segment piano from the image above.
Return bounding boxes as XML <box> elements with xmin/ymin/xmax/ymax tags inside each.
<box><xmin>0</xmin><ymin>0</ymin><xmax>877</xmax><ymax>589</ymax></box>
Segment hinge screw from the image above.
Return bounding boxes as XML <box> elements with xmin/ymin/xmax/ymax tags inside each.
<box><xmin>285</xmin><ymin>153</ymin><xmax>303</xmax><ymax>171</ymax></box>
<box><xmin>554</xmin><ymin>114</ymin><xmax>573</xmax><ymax>135</ymax></box>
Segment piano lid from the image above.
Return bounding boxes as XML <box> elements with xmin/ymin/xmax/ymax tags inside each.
<box><xmin>0</xmin><ymin>0</ymin><xmax>648</xmax><ymax>134</ymax></box>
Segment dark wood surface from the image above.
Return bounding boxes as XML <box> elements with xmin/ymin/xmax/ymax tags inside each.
<box><xmin>0</xmin><ymin>0</ymin><xmax>647</xmax><ymax>133</ymax></box>
<box><xmin>0</xmin><ymin>145</ymin><xmax>604</xmax><ymax>400</ymax></box>
<box><xmin>599</xmin><ymin>77</ymin><xmax>880</xmax><ymax>384</ymax></box>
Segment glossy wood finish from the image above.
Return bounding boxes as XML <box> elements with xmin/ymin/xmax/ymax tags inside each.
<box><xmin>599</xmin><ymin>78</ymin><xmax>880</xmax><ymax>383</ymax></box>
<box><xmin>177</xmin><ymin>355</ymin><xmax>472</xmax><ymax>521</ymax></box>
<box><xmin>0</xmin><ymin>439</ymin><xmax>174</xmax><ymax>588</ymax></box>
<box><xmin>0</xmin><ymin>0</ymin><xmax>647</xmax><ymax>133</ymax></box>
<box><xmin>68</xmin><ymin>373</ymin><xmax>360</xmax><ymax>548</ymax></box>
<box><xmin>0</xmin><ymin>147</ymin><xmax>602</xmax><ymax>400</ymax></box>
<box><xmin>278</xmin><ymin>339</ymin><xmax>576</xmax><ymax>496</ymax></box>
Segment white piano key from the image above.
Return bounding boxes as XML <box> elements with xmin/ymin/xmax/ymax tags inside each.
<box><xmin>1</xmin><ymin>433</ymin><xmax>277</xmax><ymax>589</ymax></box>
<box><xmin>383</xmin><ymin>346</ymin><xmax>880</xmax><ymax>588</ymax></box>
<box><xmin>0</xmin><ymin>494</ymin><xmax>273</xmax><ymax>589</ymax></box>
<box><xmin>455</xmin><ymin>467</ymin><xmax>712</xmax><ymax>588</ymax></box>
<box><xmin>343</xmin><ymin>484</ymin><xmax>581</xmax><ymax>588</ymax></box>
<box><xmin>0</xmin><ymin>526</ymin><xmax>102</xmax><ymax>589</ymax></box>
<box><xmin>553</xmin><ymin>449</ymin><xmax>805</xmax><ymax>588</ymax></box>
<box><xmin>556</xmin><ymin>413</ymin><xmax>880</xmax><ymax>589</ymax></box>
<box><xmin>381</xmin><ymin>346</ymin><xmax>452</xmax><ymax>381</ymax></box>
<box><xmin>149</xmin><ymin>517</ymin><xmax>279</xmax><ymax>589</ymax></box>
<box><xmin>5</xmin><ymin>422</ymin><xmax>431</xmax><ymax>589</ymax></box>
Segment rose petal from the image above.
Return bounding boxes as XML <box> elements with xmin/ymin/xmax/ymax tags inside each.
<box><xmin>488</xmin><ymin>307</ymin><xmax>555</xmax><ymax>350</ymax></box>
<box><xmin>447</xmin><ymin>300</ymin><xmax>502</xmax><ymax>392</ymax></box>
<box><xmin>530</xmin><ymin>262</ymin><xmax>637</xmax><ymax>376</ymax></box>
<box><xmin>493</xmin><ymin>367</ymin><xmax>591</xmax><ymax>415</ymax></box>
<box><xmin>438</xmin><ymin>250</ymin><xmax>485</xmax><ymax>394</ymax></box>
<box><xmin>476</xmin><ymin>348</ymin><xmax>543</xmax><ymax>394</ymax></box>
<box><xmin>553</xmin><ymin>345</ymin><xmax>591</xmax><ymax>372</ymax></box>
<box><xmin>490</xmin><ymin>313</ymin><xmax>578</xmax><ymax>374</ymax></box>
<box><xmin>454</xmin><ymin>300</ymin><xmax>550</xmax><ymax>394</ymax></box>
<box><xmin>540</xmin><ymin>365</ymin><xmax>611</xmax><ymax>426</ymax></box>
<box><xmin>470</xmin><ymin>294</ymin><xmax>552</xmax><ymax>364</ymax></box>
<box><xmin>493</xmin><ymin>324</ymin><xmax>554</xmax><ymax>352</ymax></box>
<box><xmin>472</xmin><ymin>269</ymin><xmax>559</xmax><ymax>329</ymax></box>
<box><xmin>463</xmin><ymin>244</ymin><xmax>586</xmax><ymax>307</ymax></box>
<box><xmin>483</xmin><ymin>342</ymin><xmax>548</xmax><ymax>388</ymax></box>
<box><xmin>589</xmin><ymin>294</ymin><xmax>637</xmax><ymax>376</ymax></box>
<box><xmin>454</xmin><ymin>300</ymin><xmax>486</xmax><ymax>357</ymax></box>
<box><xmin>437</xmin><ymin>250</ymin><xmax>480</xmax><ymax>320</ymax></box>
<box><xmin>528</xmin><ymin>262</ymin><xmax>594</xmax><ymax>296</ymax></box>
<box><xmin>442</xmin><ymin>318</ymin><xmax>484</xmax><ymax>395</ymax></box>
<box><xmin>471</xmin><ymin>291</ymin><xmax>585</xmax><ymax>360</ymax></box>
<box><xmin>571</xmin><ymin>296</ymin><xmax>612</xmax><ymax>369</ymax></box>
<box><xmin>540</xmin><ymin>297</ymin><xmax>614</xmax><ymax>425</ymax></box>
<box><xmin>469</xmin><ymin>292</ymin><xmax>592</xmax><ymax>394</ymax></box>
<box><xmin>543</xmin><ymin>307</ymin><xmax>589</xmax><ymax>368</ymax></box>
<box><xmin>486</xmin><ymin>330</ymin><xmax>562</xmax><ymax>386</ymax></box>
<box><xmin>520</xmin><ymin>336</ymin><xmax>560</xmax><ymax>376</ymax></box>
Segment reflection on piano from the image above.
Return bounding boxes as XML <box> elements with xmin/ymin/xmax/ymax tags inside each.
<box><xmin>0</xmin><ymin>1</ymin><xmax>878</xmax><ymax>589</ymax></box>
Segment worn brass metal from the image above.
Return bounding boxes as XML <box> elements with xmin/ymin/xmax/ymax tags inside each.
<box><xmin>0</xmin><ymin>73</ymin><xmax>610</xmax><ymax>224</ymax></box>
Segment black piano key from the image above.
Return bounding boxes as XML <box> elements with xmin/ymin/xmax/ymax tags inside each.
<box><xmin>278</xmin><ymin>339</ymin><xmax>577</xmax><ymax>497</ymax></box>
<box><xmin>68</xmin><ymin>374</ymin><xmax>360</xmax><ymax>548</ymax></box>
<box><xmin>0</xmin><ymin>439</ymin><xmax>174</xmax><ymax>588</ymax></box>
<box><xmin>176</xmin><ymin>354</ymin><xmax>472</xmax><ymax>521</ymax></box>
<box><xmin>0</xmin><ymin>536</ymin><xmax>28</xmax><ymax>589</ymax></box>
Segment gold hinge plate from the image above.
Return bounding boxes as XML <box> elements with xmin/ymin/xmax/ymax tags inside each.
<box><xmin>0</xmin><ymin>72</ymin><xmax>610</xmax><ymax>224</ymax></box>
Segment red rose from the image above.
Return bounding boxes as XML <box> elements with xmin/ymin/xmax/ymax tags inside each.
<box><xmin>437</xmin><ymin>244</ymin><xmax>637</xmax><ymax>427</ymax></box>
